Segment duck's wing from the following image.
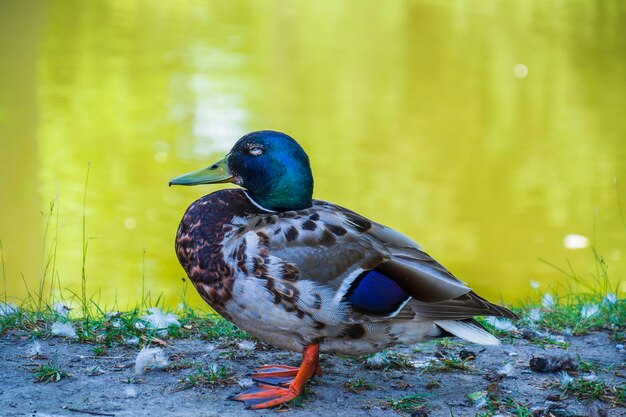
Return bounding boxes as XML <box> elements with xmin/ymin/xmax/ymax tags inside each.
<box><xmin>367</xmin><ymin>244</ymin><xmax>516</xmax><ymax>321</ymax></box>
<box><xmin>327</xmin><ymin>201</ymin><xmax>516</xmax><ymax>319</ymax></box>
<box><xmin>224</xmin><ymin>200</ymin><xmax>515</xmax><ymax>325</ymax></box>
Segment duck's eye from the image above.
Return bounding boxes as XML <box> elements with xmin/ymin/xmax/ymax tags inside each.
<box><xmin>249</xmin><ymin>146</ymin><xmax>263</xmax><ymax>156</ymax></box>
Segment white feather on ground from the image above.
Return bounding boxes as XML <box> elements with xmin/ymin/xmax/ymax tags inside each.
<box><xmin>26</xmin><ymin>341</ymin><xmax>43</xmax><ymax>357</ymax></box>
<box><xmin>52</xmin><ymin>302</ymin><xmax>71</xmax><ymax>318</ymax></box>
<box><xmin>497</xmin><ymin>363</ymin><xmax>514</xmax><ymax>377</ymax></box>
<box><xmin>141</xmin><ymin>307</ymin><xmax>180</xmax><ymax>335</ymax></box>
<box><xmin>581</xmin><ymin>304</ymin><xmax>599</xmax><ymax>319</ymax></box>
<box><xmin>0</xmin><ymin>303</ymin><xmax>18</xmax><ymax>316</ymax></box>
<box><xmin>542</xmin><ymin>293</ymin><xmax>555</xmax><ymax>309</ymax></box>
<box><xmin>436</xmin><ymin>320</ymin><xmax>501</xmax><ymax>345</ymax></box>
<box><xmin>409</xmin><ymin>356</ymin><xmax>438</xmax><ymax>369</ymax></box>
<box><xmin>134</xmin><ymin>347</ymin><xmax>169</xmax><ymax>374</ymax></box>
<box><xmin>527</xmin><ymin>308</ymin><xmax>542</xmax><ymax>323</ymax></box>
<box><xmin>237</xmin><ymin>378</ymin><xmax>254</xmax><ymax>388</ymax></box>
<box><xmin>105</xmin><ymin>312</ymin><xmax>122</xmax><ymax>328</ymax></box>
<box><xmin>559</xmin><ymin>371</ymin><xmax>574</xmax><ymax>389</ymax></box>
<box><xmin>603</xmin><ymin>293</ymin><xmax>617</xmax><ymax>305</ymax></box>
<box><xmin>365</xmin><ymin>352</ymin><xmax>389</xmax><ymax>369</ymax></box>
<box><xmin>483</xmin><ymin>317</ymin><xmax>518</xmax><ymax>333</ymax></box>
<box><xmin>467</xmin><ymin>390</ymin><xmax>488</xmax><ymax>408</ymax></box>
<box><xmin>124</xmin><ymin>336</ymin><xmax>140</xmax><ymax>346</ymax></box>
<box><xmin>51</xmin><ymin>322</ymin><xmax>77</xmax><ymax>338</ymax></box>
<box><xmin>237</xmin><ymin>340</ymin><xmax>256</xmax><ymax>351</ymax></box>
<box><xmin>124</xmin><ymin>386</ymin><xmax>138</xmax><ymax>398</ymax></box>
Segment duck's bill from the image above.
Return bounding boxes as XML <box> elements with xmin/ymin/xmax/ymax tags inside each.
<box><xmin>169</xmin><ymin>156</ymin><xmax>234</xmax><ymax>186</ymax></box>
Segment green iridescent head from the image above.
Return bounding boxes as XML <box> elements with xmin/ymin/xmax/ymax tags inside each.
<box><xmin>170</xmin><ymin>130</ymin><xmax>314</xmax><ymax>212</ymax></box>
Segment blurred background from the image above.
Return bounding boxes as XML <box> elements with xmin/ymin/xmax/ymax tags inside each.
<box><xmin>0</xmin><ymin>0</ymin><xmax>624</xmax><ymax>310</ymax></box>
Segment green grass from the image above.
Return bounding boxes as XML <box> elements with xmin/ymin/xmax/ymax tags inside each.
<box><xmin>0</xmin><ymin>302</ymin><xmax>250</xmax><ymax>351</ymax></box>
<box><xmin>178</xmin><ymin>363</ymin><xmax>233</xmax><ymax>390</ymax></box>
<box><xmin>1</xmin><ymin>237</ymin><xmax>7</xmax><ymax>306</ymax></box>
<box><xmin>528</xmin><ymin>334</ymin><xmax>570</xmax><ymax>350</ymax></box>
<box><xmin>562</xmin><ymin>377</ymin><xmax>626</xmax><ymax>406</ymax></box>
<box><xmin>362</xmin><ymin>351</ymin><xmax>414</xmax><ymax>370</ymax></box>
<box><xmin>183</xmin><ymin>313</ymin><xmax>250</xmax><ymax>341</ymax></box>
<box><xmin>478</xmin><ymin>279</ymin><xmax>625</xmax><ymax>347</ymax></box>
<box><xmin>1</xmin><ymin>276</ymin><xmax>622</xmax><ymax>369</ymax></box>
<box><xmin>91</xmin><ymin>345</ymin><xmax>107</xmax><ymax>357</ymax></box>
<box><xmin>520</xmin><ymin>300</ymin><xmax>624</xmax><ymax>336</ymax></box>
<box><xmin>425</xmin><ymin>379</ymin><xmax>441</xmax><ymax>390</ymax></box>
<box><xmin>475</xmin><ymin>397</ymin><xmax>532</xmax><ymax>417</ymax></box>
<box><xmin>577</xmin><ymin>356</ymin><xmax>602</xmax><ymax>373</ymax></box>
<box><xmin>430</xmin><ymin>338</ymin><xmax>463</xmax><ymax>348</ymax></box>
<box><xmin>33</xmin><ymin>362</ymin><xmax>70</xmax><ymax>383</ymax></box>
<box><xmin>81</xmin><ymin>163</ymin><xmax>91</xmax><ymax>318</ymax></box>
<box><xmin>387</xmin><ymin>394</ymin><xmax>427</xmax><ymax>414</ymax></box>
<box><xmin>344</xmin><ymin>378</ymin><xmax>372</xmax><ymax>393</ymax></box>
<box><xmin>423</xmin><ymin>352</ymin><xmax>472</xmax><ymax>373</ymax></box>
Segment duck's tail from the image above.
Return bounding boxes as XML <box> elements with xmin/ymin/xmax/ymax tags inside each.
<box><xmin>434</xmin><ymin>319</ymin><xmax>500</xmax><ymax>346</ymax></box>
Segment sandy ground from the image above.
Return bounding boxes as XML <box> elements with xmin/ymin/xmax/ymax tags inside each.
<box><xmin>1</xmin><ymin>330</ymin><xmax>625</xmax><ymax>417</ymax></box>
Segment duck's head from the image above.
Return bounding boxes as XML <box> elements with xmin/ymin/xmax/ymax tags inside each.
<box><xmin>170</xmin><ymin>130</ymin><xmax>314</xmax><ymax>212</ymax></box>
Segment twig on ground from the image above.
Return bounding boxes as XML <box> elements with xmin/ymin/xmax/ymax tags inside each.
<box><xmin>65</xmin><ymin>407</ymin><xmax>116</xmax><ymax>417</ymax></box>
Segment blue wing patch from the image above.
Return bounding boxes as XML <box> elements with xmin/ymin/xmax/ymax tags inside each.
<box><xmin>346</xmin><ymin>269</ymin><xmax>410</xmax><ymax>316</ymax></box>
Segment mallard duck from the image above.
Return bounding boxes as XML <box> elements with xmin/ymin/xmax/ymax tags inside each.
<box><xmin>170</xmin><ymin>130</ymin><xmax>516</xmax><ymax>409</ymax></box>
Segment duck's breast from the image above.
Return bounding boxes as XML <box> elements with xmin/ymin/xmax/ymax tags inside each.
<box><xmin>175</xmin><ymin>189</ymin><xmax>264</xmax><ymax>315</ymax></box>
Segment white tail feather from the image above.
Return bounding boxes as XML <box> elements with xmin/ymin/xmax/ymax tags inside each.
<box><xmin>434</xmin><ymin>320</ymin><xmax>500</xmax><ymax>345</ymax></box>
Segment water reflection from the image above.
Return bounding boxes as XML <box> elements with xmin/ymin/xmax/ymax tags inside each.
<box><xmin>0</xmin><ymin>1</ymin><xmax>43</xmax><ymax>291</ymax></box>
<box><xmin>0</xmin><ymin>0</ymin><xmax>624</xmax><ymax>309</ymax></box>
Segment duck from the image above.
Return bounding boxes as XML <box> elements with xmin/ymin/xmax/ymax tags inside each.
<box><xmin>169</xmin><ymin>130</ymin><xmax>516</xmax><ymax>409</ymax></box>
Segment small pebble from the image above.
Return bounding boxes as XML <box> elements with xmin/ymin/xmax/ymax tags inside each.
<box><xmin>237</xmin><ymin>378</ymin><xmax>254</xmax><ymax>388</ymax></box>
<box><xmin>458</xmin><ymin>350</ymin><xmax>476</xmax><ymax>361</ymax></box>
<box><xmin>497</xmin><ymin>363</ymin><xmax>514</xmax><ymax>376</ymax></box>
<box><xmin>124</xmin><ymin>386</ymin><xmax>138</xmax><ymax>398</ymax></box>
<box><xmin>529</xmin><ymin>355</ymin><xmax>577</xmax><ymax>373</ymax></box>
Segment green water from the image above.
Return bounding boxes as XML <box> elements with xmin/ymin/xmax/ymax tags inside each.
<box><xmin>0</xmin><ymin>0</ymin><xmax>625</xmax><ymax>309</ymax></box>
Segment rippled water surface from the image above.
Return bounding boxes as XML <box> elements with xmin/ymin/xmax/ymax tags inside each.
<box><xmin>1</xmin><ymin>1</ymin><xmax>625</xmax><ymax>308</ymax></box>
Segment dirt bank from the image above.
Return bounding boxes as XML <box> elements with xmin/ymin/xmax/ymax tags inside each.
<box><xmin>1</xmin><ymin>330</ymin><xmax>624</xmax><ymax>417</ymax></box>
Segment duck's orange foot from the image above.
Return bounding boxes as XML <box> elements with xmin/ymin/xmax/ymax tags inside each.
<box><xmin>232</xmin><ymin>383</ymin><xmax>298</xmax><ymax>409</ymax></box>
<box><xmin>231</xmin><ymin>344</ymin><xmax>321</xmax><ymax>409</ymax></box>
<box><xmin>251</xmin><ymin>365</ymin><xmax>299</xmax><ymax>386</ymax></box>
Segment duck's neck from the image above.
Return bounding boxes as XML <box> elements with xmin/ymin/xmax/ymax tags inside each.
<box><xmin>244</xmin><ymin>172</ymin><xmax>313</xmax><ymax>212</ymax></box>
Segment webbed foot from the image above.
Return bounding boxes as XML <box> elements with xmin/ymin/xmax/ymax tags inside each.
<box><xmin>231</xmin><ymin>344</ymin><xmax>321</xmax><ymax>409</ymax></box>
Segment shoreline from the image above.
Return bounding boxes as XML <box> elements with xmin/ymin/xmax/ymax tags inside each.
<box><xmin>1</xmin><ymin>303</ymin><xmax>624</xmax><ymax>417</ymax></box>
